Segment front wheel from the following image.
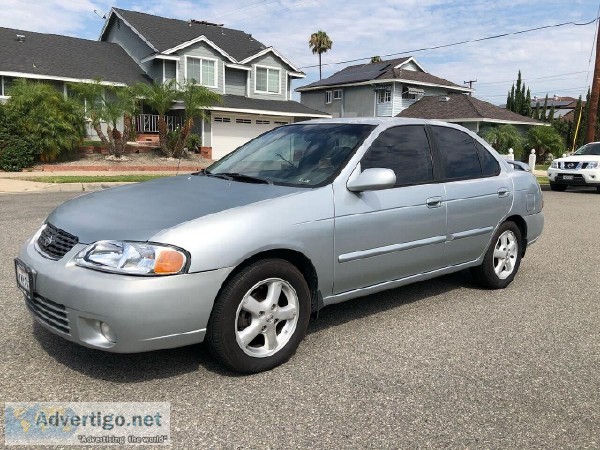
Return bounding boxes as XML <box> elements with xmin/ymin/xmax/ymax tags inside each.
<box><xmin>471</xmin><ymin>222</ymin><xmax>522</xmax><ymax>289</ymax></box>
<box><xmin>205</xmin><ymin>259</ymin><xmax>311</xmax><ymax>373</ymax></box>
<box><xmin>550</xmin><ymin>183</ymin><xmax>568</xmax><ymax>192</ymax></box>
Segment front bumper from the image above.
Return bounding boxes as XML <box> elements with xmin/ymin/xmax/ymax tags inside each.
<box><xmin>547</xmin><ymin>168</ymin><xmax>600</xmax><ymax>186</ymax></box>
<box><xmin>18</xmin><ymin>237</ymin><xmax>233</xmax><ymax>353</ymax></box>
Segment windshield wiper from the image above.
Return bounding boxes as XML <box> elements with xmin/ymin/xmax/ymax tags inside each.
<box><xmin>208</xmin><ymin>172</ymin><xmax>273</xmax><ymax>184</ymax></box>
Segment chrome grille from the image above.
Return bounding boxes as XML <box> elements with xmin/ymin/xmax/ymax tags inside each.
<box><xmin>37</xmin><ymin>223</ymin><xmax>78</xmax><ymax>259</ymax></box>
<box><xmin>26</xmin><ymin>294</ymin><xmax>70</xmax><ymax>334</ymax></box>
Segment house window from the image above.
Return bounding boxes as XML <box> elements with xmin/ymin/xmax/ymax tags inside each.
<box><xmin>256</xmin><ymin>120</ymin><xmax>270</xmax><ymax>124</ymax></box>
<box><xmin>255</xmin><ymin>66</ymin><xmax>280</xmax><ymax>94</ymax></box>
<box><xmin>2</xmin><ymin>76</ymin><xmax>15</xmax><ymax>96</ymax></box>
<box><xmin>214</xmin><ymin>117</ymin><xmax>231</xmax><ymax>123</ymax></box>
<box><xmin>164</xmin><ymin>61</ymin><xmax>177</xmax><ymax>83</ymax></box>
<box><xmin>274</xmin><ymin>121</ymin><xmax>288</xmax><ymax>125</ymax></box>
<box><xmin>333</xmin><ymin>89</ymin><xmax>342</xmax><ymax>100</ymax></box>
<box><xmin>236</xmin><ymin>118</ymin><xmax>252</xmax><ymax>124</ymax></box>
<box><xmin>402</xmin><ymin>86</ymin><xmax>425</xmax><ymax>100</ymax></box>
<box><xmin>377</xmin><ymin>89</ymin><xmax>391</xmax><ymax>103</ymax></box>
<box><xmin>325</xmin><ymin>91</ymin><xmax>332</xmax><ymax>104</ymax></box>
<box><xmin>186</xmin><ymin>57</ymin><xmax>217</xmax><ymax>88</ymax></box>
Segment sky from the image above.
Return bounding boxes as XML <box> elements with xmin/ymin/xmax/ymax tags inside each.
<box><xmin>0</xmin><ymin>0</ymin><xmax>599</xmax><ymax>104</ymax></box>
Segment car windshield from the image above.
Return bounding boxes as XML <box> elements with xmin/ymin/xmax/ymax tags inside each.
<box><xmin>573</xmin><ymin>143</ymin><xmax>600</xmax><ymax>156</ymax></box>
<box><xmin>206</xmin><ymin>123</ymin><xmax>375</xmax><ymax>187</ymax></box>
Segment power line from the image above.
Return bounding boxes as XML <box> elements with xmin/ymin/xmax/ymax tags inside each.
<box><xmin>299</xmin><ymin>18</ymin><xmax>597</xmax><ymax>70</ymax></box>
<box><xmin>475</xmin><ymin>71</ymin><xmax>589</xmax><ymax>86</ymax></box>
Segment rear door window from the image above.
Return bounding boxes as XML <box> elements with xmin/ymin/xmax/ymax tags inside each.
<box><xmin>474</xmin><ymin>141</ymin><xmax>501</xmax><ymax>177</ymax></box>
<box><xmin>430</xmin><ymin>126</ymin><xmax>482</xmax><ymax>180</ymax></box>
<box><xmin>360</xmin><ymin>125</ymin><xmax>434</xmax><ymax>187</ymax></box>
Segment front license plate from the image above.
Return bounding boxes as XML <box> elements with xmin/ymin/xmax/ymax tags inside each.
<box><xmin>14</xmin><ymin>259</ymin><xmax>34</xmax><ymax>298</ymax></box>
<box><xmin>563</xmin><ymin>175</ymin><xmax>574</xmax><ymax>180</ymax></box>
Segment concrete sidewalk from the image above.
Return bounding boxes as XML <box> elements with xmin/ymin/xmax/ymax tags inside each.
<box><xmin>0</xmin><ymin>178</ymin><xmax>133</xmax><ymax>193</ymax></box>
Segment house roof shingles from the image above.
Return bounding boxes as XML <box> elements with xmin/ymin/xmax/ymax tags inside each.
<box><xmin>218</xmin><ymin>95</ymin><xmax>329</xmax><ymax>116</ymax></box>
<box><xmin>297</xmin><ymin>57</ymin><xmax>465</xmax><ymax>91</ymax></box>
<box><xmin>0</xmin><ymin>27</ymin><xmax>150</xmax><ymax>85</ymax></box>
<box><xmin>111</xmin><ymin>8</ymin><xmax>268</xmax><ymax>61</ymax></box>
<box><xmin>397</xmin><ymin>94</ymin><xmax>541</xmax><ymax>124</ymax></box>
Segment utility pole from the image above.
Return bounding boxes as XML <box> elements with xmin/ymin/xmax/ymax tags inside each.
<box><xmin>464</xmin><ymin>79</ymin><xmax>477</xmax><ymax>95</ymax></box>
<box><xmin>586</xmin><ymin>19</ymin><xmax>600</xmax><ymax>143</ymax></box>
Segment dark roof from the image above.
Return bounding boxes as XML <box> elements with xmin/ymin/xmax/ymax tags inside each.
<box><xmin>530</xmin><ymin>96</ymin><xmax>577</xmax><ymax>108</ymax></box>
<box><xmin>397</xmin><ymin>94</ymin><xmax>541</xmax><ymax>124</ymax></box>
<box><xmin>110</xmin><ymin>8</ymin><xmax>268</xmax><ymax>61</ymax></box>
<box><xmin>297</xmin><ymin>57</ymin><xmax>465</xmax><ymax>91</ymax></box>
<box><xmin>217</xmin><ymin>95</ymin><xmax>329</xmax><ymax>116</ymax></box>
<box><xmin>0</xmin><ymin>27</ymin><xmax>150</xmax><ymax>85</ymax></box>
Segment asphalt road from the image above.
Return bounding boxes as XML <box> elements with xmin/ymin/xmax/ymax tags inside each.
<box><xmin>1</xmin><ymin>189</ymin><xmax>598</xmax><ymax>449</ymax></box>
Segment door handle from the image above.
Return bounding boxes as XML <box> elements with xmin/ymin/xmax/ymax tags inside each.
<box><xmin>426</xmin><ymin>196</ymin><xmax>443</xmax><ymax>208</ymax></box>
<box><xmin>498</xmin><ymin>188</ymin><xmax>511</xmax><ymax>198</ymax></box>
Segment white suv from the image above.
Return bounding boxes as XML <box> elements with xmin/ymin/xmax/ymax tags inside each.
<box><xmin>547</xmin><ymin>142</ymin><xmax>600</xmax><ymax>192</ymax></box>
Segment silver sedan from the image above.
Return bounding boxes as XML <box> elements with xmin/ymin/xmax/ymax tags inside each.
<box><xmin>15</xmin><ymin>118</ymin><xmax>544</xmax><ymax>373</ymax></box>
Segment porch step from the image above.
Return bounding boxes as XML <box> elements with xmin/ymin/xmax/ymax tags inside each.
<box><xmin>136</xmin><ymin>133</ymin><xmax>160</xmax><ymax>144</ymax></box>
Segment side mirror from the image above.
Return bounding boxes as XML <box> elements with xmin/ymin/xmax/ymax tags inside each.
<box><xmin>347</xmin><ymin>168</ymin><xmax>396</xmax><ymax>192</ymax></box>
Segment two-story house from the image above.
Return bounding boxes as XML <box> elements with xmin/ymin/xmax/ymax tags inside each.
<box><xmin>296</xmin><ymin>57</ymin><xmax>472</xmax><ymax>118</ymax></box>
<box><xmin>100</xmin><ymin>8</ymin><xmax>329</xmax><ymax>159</ymax></box>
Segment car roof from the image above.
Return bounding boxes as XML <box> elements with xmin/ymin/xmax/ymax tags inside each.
<box><xmin>299</xmin><ymin>117</ymin><xmax>466</xmax><ymax>129</ymax></box>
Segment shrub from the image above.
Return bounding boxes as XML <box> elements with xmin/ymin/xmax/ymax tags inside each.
<box><xmin>481</xmin><ymin>124</ymin><xmax>524</xmax><ymax>158</ymax></box>
<box><xmin>0</xmin><ymin>136</ymin><xmax>40</xmax><ymax>171</ymax></box>
<box><xmin>186</xmin><ymin>133</ymin><xmax>201</xmax><ymax>151</ymax></box>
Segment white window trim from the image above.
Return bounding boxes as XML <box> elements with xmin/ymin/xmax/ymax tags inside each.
<box><xmin>184</xmin><ymin>55</ymin><xmax>218</xmax><ymax>88</ymax></box>
<box><xmin>254</xmin><ymin>64</ymin><xmax>281</xmax><ymax>95</ymax></box>
<box><xmin>333</xmin><ymin>89</ymin><xmax>342</xmax><ymax>100</ymax></box>
<box><xmin>377</xmin><ymin>89</ymin><xmax>391</xmax><ymax>104</ymax></box>
<box><xmin>325</xmin><ymin>90</ymin><xmax>332</xmax><ymax>104</ymax></box>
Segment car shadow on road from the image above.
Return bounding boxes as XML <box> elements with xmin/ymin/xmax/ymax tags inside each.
<box><xmin>33</xmin><ymin>270</ymin><xmax>479</xmax><ymax>381</ymax></box>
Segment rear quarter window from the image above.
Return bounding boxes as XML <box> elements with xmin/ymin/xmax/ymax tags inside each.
<box><xmin>430</xmin><ymin>126</ymin><xmax>482</xmax><ymax>180</ymax></box>
<box><xmin>474</xmin><ymin>141</ymin><xmax>501</xmax><ymax>177</ymax></box>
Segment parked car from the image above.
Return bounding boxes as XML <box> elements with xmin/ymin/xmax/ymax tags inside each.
<box><xmin>547</xmin><ymin>142</ymin><xmax>600</xmax><ymax>191</ymax></box>
<box><xmin>15</xmin><ymin>118</ymin><xmax>544</xmax><ymax>373</ymax></box>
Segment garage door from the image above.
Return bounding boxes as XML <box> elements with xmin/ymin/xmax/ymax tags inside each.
<box><xmin>211</xmin><ymin>115</ymin><xmax>289</xmax><ymax>160</ymax></box>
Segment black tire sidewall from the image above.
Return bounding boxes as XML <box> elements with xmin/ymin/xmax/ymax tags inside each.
<box><xmin>206</xmin><ymin>259</ymin><xmax>311</xmax><ymax>373</ymax></box>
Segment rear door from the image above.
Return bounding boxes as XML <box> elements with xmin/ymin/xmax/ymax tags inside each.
<box><xmin>333</xmin><ymin>125</ymin><xmax>447</xmax><ymax>294</ymax></box>
<box><xmin>429</xmin><ymin>126</ymin><xmax>512</xmax><ymax>266</ymax></box>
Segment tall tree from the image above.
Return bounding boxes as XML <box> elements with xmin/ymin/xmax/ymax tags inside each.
<box><xmin>534</xmin><ymin>101</ymin><xmax>541</xmax><ymax>120</ymax></box>
<box><xmin>514</xmin><ymin>71</ymin><xmax>523</xmax><ymax>114</ymax></box>
<box><xmin>548</xmin><ymin>104</ymin><xmax>556</xmax><ymax>124</ymax></box>
<box><xmin>523</xmin><ymin>88</ymin><xmax>532</xmax><ymax>117</ymax></box>
<box><xmin>541</xmin><ymin>94</ymin><xmax>549</xmax><ymax>122</ymax></box>
<box><xmin>309</xmin><ymin>31</ymin><xmax>333</xmax><ymax>80</ymax></box>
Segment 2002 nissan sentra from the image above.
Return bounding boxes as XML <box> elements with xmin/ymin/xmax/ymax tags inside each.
<box><xmin>15</xmin><ymin>118</ymin><xmax>544</xmax><ymax>373</ymax></box>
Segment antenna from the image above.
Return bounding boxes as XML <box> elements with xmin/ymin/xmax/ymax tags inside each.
<box><xmin>93</xmin><ymin>9</ymin><xmax>107</xmax><ymax>19</ymax></box>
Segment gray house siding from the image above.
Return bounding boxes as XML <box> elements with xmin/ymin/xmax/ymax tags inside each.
<box><xmin>300</xmin><ymin>85</ymin><xmax>374</xmax><ymax>118</ymax></box>
<box><xmin>104</xmin><ymin>16</ymin><xmax>159</xmax><ymax>81</ymax></box>
<box><xmin>225</xmin><ymin>68</ymin><xmax>247</xmax><ymax>96</ymax></box>
<box><xmin>249</xmin><ymin>53</ymin><xmax>288</xmax><ymax>101</ymax></box>
<box><xmin>176</xmin><ymin>42</ymin><xmax>225</xmax><ymax>94</ymax></box>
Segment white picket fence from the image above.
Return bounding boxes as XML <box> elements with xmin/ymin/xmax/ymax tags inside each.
<box><xmin>501</xmin><ymin>148</ymin><xmax>537</xmax><ymax>169</ymax></box>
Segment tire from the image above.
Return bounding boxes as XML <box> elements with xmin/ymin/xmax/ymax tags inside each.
<box><xmin>550</xmin><ymin>183</ymin><xmax>568</xmax><ymax>192</ymax></box>
<box><xmin>205</xmin><ymin>259</ymin><xmax>311</xmax><ymax>374</ymax></box>
<box><xmin>471</xmin><ymin>221</ymin><xmax>523</xmax><ymax>289</ymax></box>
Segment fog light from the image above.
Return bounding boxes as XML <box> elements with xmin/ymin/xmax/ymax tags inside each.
<box><xmin>99</xmin><ymin>321</ymin><xmax>116</xmax><ymax>343</ymax></box>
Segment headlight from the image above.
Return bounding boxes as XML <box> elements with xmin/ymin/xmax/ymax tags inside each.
<box><xmin>74</xmin><ymin>241</ymin><xmax>188</xmax><ymax>276</ymax></box>
<box><xmin>551</xmin><ymin>161</ymin><xmax>559</xmax><ymax>169</ymax></box>
<box><xmin>586</xmin><ymin>161</ymin><xmax>599</xmax><ymax>169</ymax></box>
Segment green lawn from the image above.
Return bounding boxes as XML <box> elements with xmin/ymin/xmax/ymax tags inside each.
<box><xmin>536</xmin><ymin>176</ymin><xmax>549</xmax><ymax>185</ymax></box>
<box><xmin>535</xmin><ymin>164</ymin><xmax>550</xmax><ymax>171</ymax></box>
<box><xmin>20</xmin><ymin>174</ymin><xmax>170</xmax><ymax>183</ymax></box>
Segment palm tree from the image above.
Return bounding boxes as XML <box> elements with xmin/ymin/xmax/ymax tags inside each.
<box><xmin>173</xmin><ymin>81</ymin><xmax>221</xmax><ymax>157</ymax></box>
<box><xmin>527</xmin><ymin>125</ymin><xmax>564</xmax><ymax>159</ymax></box>
<box><xmin>481</xmin><ymin>124</ymin><xmax>524</xmax><ymax>158</ymax></box>
<box><xmin>70</xmin><ymin>80</ymin><xmax>140</xmax><ymax>157</ymax></box>
<box><xmin>309</xmin><ymin>31</ymin><xmax>332</xmax><ymax>80</ymax></box>
<box><xmin>135</xmin><ymin>80</ymin><xmax>179</xmax><ymax>157</ymax></box>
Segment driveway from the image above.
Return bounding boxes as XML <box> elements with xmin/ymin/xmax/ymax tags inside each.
<box><xmin>0</xmin><ymin>190</ymin><xmax>598</xmax><ymax>448</ymax></box>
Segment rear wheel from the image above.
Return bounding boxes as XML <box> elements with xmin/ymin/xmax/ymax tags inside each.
<box><xmin>550</xmin><ymin>183</ymin><xmax>568</xmax><ymax>191</ymax></box>
<box><xmin>205</xmin><ymin>259</ymin><xmax>311</xmax><ymax>373</ymax></box>
<box><xmin>471</xmin><ymin>221</ymin><xmax>522</xmax><ymax>289</ymax></box>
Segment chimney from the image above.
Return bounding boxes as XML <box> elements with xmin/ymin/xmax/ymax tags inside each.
<box><xmin>16</xmin><ymin>34</ymin><xmax>25</xmax><ymax>42</ymax></box>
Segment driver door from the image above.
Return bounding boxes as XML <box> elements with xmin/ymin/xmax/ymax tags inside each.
<box><xmin>333</xmin><ymin>125</ymin><xmax>447</xmax><ymax>294</ymax></box>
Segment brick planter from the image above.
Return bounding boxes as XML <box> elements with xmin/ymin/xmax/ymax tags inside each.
<box><xmin>200</xmin><ymin>146</ymin><xmax>212</xmax><ymax>159</ymax></box>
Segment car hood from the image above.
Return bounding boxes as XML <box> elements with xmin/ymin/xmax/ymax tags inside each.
<box><xmin>47</xmin><ymin>175</ymin><xmax>301</xmax><ymax>243</ymax></box>
<box><xmin>556</xmin><ymin>154</ymin><xmax>600</xmax><ymax>162</ymax></box>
